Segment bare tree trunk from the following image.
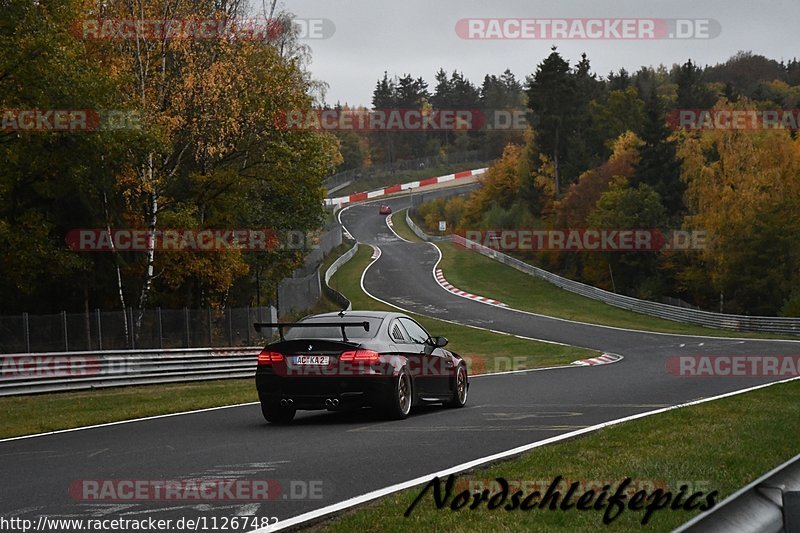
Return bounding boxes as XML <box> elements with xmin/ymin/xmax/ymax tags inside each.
<box><xmin>136</xmin><ymin>161</ymin><xmax>157</xmax><ymax>334</ymax></box>
<box><xmin>103</xmin><ymin>191</ymin><xmax>129</xmax><ymax>342</ymax></box>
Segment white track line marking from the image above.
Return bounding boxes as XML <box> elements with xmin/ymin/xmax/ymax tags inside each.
<box><xmin>0</xmin><ymin>402</ymin><xmax>259</xmax><ymax>443</ymax></box>
<box><xmin>252</xmin><ymin>375</ymin><xmax>800</xmax><ymax>532</ymax></box>
<box><xmin>359</xmin><ymin>243</ymin><xmax>577</xmax><ymax>348</ymax></box>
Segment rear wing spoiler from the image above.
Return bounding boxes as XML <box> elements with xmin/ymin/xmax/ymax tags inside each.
<box><xmin>253</xmin><ymin>321</ymin><xmax>370</xmax><ymax>342</ymax></box>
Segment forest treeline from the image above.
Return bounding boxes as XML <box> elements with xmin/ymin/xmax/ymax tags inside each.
<box><xmin>1</xmin><ymin>0</ymin><xmax>340</xmax><ymax>318</ymax></box>
<box><xmin>394</xmin><ymin>49</ymin><xmax>800</xmax><ymax>316</ymax></box>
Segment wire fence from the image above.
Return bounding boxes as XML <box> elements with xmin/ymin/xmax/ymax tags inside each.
<box><xmin>0</xmin><ymin>306</ymin><xmax>275</xmax><ymax>354</ymax></box>
<box><xmin>0</xmin><ymin>221</ymin><xmax>345</xmax><ymax>355</ymax></box>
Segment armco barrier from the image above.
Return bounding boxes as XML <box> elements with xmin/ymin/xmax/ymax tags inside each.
<box><xmin>406</xmin><ymin>211</ymin><xmax>799</xmax><ymax>336</ymax></box>
<box><xmin>325</xmin><ymin>168</ymin><xmax>486</xmax><ymax>207</ymax></box>
<box><xmin>406</xmin><ymin>209</ymin><xmax>445</xmax><ymax>242</ymax></box>
<box><xmin>323</xmin><ymin>242</ymin><xmax>359</xmax><ymax>311</ymax></box>
<box><xmin>323</xmin><ymin>150</ymin><xmax>486</xmax><ymax>194</ymax></box>
<box><xmin>675</xmin><ymin>452</ymin><xmax>800</xmax><ymax>532</ymax></box>
<box><xmin>451</xmin><ymin>234</ymin><xmax>800</xmax><ymax>335</ymax></box>
<box><xmin>0</xmin><ymin>347</ymin><xmax>260</xmax><ymax>396</ymax></box>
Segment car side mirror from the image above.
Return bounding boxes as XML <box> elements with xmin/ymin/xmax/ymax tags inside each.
<box><xmin>428</xmin><ymin>336</ymin><xmax>448</xmax><ymax>348</ymax></box>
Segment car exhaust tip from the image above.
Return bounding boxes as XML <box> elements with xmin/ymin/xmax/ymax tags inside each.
<box><xmin>332</xmin><ymin>399</ymin><xmax>340</xmax><ymax>406</ymax></box>
<box><xmin>280</xmin><ymin>399</ymin><xmax>293</xmax><ymax>407</ymax></box>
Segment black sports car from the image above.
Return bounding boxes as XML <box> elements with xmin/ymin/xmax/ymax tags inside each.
<box><xmin>254</xmin><ymin>311</ymin><xmax>468</xmax><ymax>423</ymax></box>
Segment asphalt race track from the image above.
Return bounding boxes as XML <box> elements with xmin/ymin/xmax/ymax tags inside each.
<box><xmin>2</xmin><ymin>193</ymin><xmax>799</xmax><ymax>531</ymax></box>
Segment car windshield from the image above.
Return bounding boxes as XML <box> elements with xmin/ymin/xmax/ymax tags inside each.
<box><xmin>283</xmin><ymin>316</ymin><xmax>383</xmax><ymax>340</ymax></box>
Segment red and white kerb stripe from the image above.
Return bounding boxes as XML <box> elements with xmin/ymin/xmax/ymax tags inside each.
<box><xmin>325</xmin><ymin>168</ymin><xmax>487</xmax><ymax>207</ymax></box>
<box><xmin>434</xmin><ymin>269</ymin><xmax>507</xmax><ymax>307</ymax></box>
<box><xmin>571</xmin><ymin>353</ymin><xmax>623</xmax><ymax>366</ymax></box>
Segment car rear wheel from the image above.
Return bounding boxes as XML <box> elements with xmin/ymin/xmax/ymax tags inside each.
<box><xmin>261</xmin><ymin>400</ymin><xmax>296</xmax><ymax>424</ymax></box>
<box><xmin>384</xmin><ymin>368</ymin><xmax>412</xmax><ymax>420</ymax></box>
<box><xmin>445</xmin><ymin>365</ymin><xmax>468</xmax><ymax>408</ymax></box>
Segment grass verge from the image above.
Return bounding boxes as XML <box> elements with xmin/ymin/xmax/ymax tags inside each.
<box><xmin>389</xmin><ymin>209</ymin><xmax>422</xmax><ymax>243</ymax></box>
<box><xmin>0</xmin><ymin>379</ymin><xmax>256</xmax><ymax>439</ymax></box>
<box><xmin>436</xmin><ymin>241</ymin><xmax>785</xmax><ymax>339</ymax></box>
<box><xmin>317</xmin><ymin>378</ymin><xmax>800</xmax><ymax>532</ymax></box>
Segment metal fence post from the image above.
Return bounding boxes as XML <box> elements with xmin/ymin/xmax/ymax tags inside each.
<box><xmin>245</xmin><ymin>305</ymin><xmax>251</xmax><ymax>345</ymax></box>
<box><xmin>95</xmin><ymin>309</ymin><xmax>102</xmax><ymax>351</ymax></box>
<box><xmin>22</xmin><ymin>312</ymin><xmax>30</xmax><ymax>353</ymax></box>
<box><xmin>128</xmin><ymin>307</ymin><xmax>135</xmax><ymax>350</ymax></box>
<box><xmin>227</xmin><ymin>307</ymin><xmax>233</xmax><ymax>347</ymax></box>
<box><xmin>84</xmin><ymin>307</ymin><xmax>91</xmax><ymax>351</ymax></box>
<box><xmin>207</xmin><ymin>307</ymin><xmax>213</xmax><ymax>346</ymax></box>
<box><xmin>183</xmin><ymin>307</ymin><xmax>190</xmax><ymax>348</ymax></box>
<box><xmin>61</xmin><ymin>310</ymin><xmax>68</xmax><ymax>352</ymax></box>
<box><xmin>157</xmin><ymin>307</ymin><xmax>163</xmax><ymax>349</ymax></box>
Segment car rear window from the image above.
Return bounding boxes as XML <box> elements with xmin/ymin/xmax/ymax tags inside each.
<box><xmin>284</xmin><ymin>317</ymin><xmax>383</xmax><ymax>340</ymax></box>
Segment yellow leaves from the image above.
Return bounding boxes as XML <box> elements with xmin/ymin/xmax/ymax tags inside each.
<box><xmin>675</xmin><ymin>97</ymin><xmax>800</xmax><ymax>307</ymax></box>
<box><xmin>609</xmin><ymin>131</ymin><xmax>644</xmax><ymax>164</ymax></box>
<box><xmin>465</xmin><ymin>143</ymin><xmax>522</xmax><ymax>214</ymax></box>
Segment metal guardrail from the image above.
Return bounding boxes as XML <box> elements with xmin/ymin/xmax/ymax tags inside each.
<box><xmin>675</xmin><ymin>453</ymin><xmax>800</xmax><ymax>532</ymax></box>
<box><xmin>406</xmin><ymin>208</ymin><xmax>800</xmax><ymax>335</ymax></box>
<box><xmin>452</xmin><ymin>234</ymin><xmax>800</xmax><ymax>335</ymax></box>
<box><xmin>0</xmin><ymin>347</ymin><xmax>261</xmax><ymax>396</ymax></box>
<box><xmin>405</xmin><ymin>209</ymin><xmax>446</xmax><ymax>242</ymax></box>
<box><xmin>323</xmin><ymin>150</ymin><xmax>486</xmax><ymax>194</ymax></box>
<box><xmin>323</xmin><ymin>242</ymin><xmax>359</xmax><ymax>311</ymax></box>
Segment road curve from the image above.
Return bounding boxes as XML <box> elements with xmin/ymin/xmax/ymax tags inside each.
<box><xmin>1</xmin><ymin>193</ymin><xmax>798</xmax><ymax>531</ymax></box>
<box><xmin>344</xmin><ymin>196</ymin><xmax>799</xmax><ymax>408</ymax></box>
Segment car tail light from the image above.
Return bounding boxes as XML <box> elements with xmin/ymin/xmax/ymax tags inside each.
<box><xmin>340</xmin><ymin>350</ymin><xmax>380</xmax><ymax>364</ymax></box>
<box><xmin>258</xmin><ymin>350</ymin><xmax>284</xmax><ymax>366</ymax></box>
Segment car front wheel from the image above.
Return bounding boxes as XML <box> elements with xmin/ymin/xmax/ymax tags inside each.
<box><xmin>445</xmin><ymin>365</ymin><xmax>468</xmax><ymax>408</ymax></box>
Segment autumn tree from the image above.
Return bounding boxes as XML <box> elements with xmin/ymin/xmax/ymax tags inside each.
<box><xmin>677</xmin><ymin>99</ymin><xmax>800</xmax><ymax>314</ymax></box>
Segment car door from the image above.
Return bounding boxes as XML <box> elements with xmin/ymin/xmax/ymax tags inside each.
<box><xmin>398</xmin><ymin>318</ymin><xmax>449</xmax><ymax>396</ymax></box>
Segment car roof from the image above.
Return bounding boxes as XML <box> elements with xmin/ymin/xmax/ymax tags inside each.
<box><xmin>304</xmin><ymin>310</ymin><xmax>406</xmax><ymax>320</ymax></box>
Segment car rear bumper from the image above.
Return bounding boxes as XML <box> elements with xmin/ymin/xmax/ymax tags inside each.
<box><xmin>256</xmin><ymin>373</ymin><xmax>393</xmax><ymax>410</ymax></box>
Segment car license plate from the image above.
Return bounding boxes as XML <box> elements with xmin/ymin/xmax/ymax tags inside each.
<box><xmin>293</xmin><ymin>355</ymin><xmax>330</xmax><ymax>365</ymax></box>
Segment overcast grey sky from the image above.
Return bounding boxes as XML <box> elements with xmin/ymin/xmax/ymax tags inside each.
<box><xmin>270</xmin><ymin>0</ymin><xmax>800</xmax><ymax>106</ymax></box>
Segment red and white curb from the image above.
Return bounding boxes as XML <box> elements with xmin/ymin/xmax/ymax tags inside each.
<box><xmin>434</xmin><ymin>268</ymin><xmax>507</xmax><ymax>307</ymax></box>
<box><xmin>571</xmin><ymin>353</ymin><xmax>624</xmax><ymax>366</ymax></box>
<box><xmin>325</xmin><ymin>168</ymin><xmax>487</xmax><ymax>207</ymax></box>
